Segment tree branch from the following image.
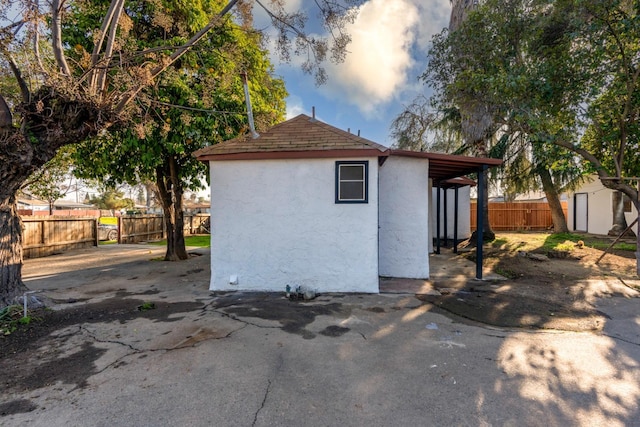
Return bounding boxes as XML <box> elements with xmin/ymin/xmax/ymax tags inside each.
<box><xmin>89</xmin><ymin>0</ymin><xmax>125</xmax><ymax>95</ymax></box>
<box><xmin>2</xmin><ymin>51</ymin><xmax>30</xmax><ymax>103</ymax></box>
<box><xmin>96</xmin><ymin>0</ymin><xmax>125</xmax><ymax>95</ymax></box>
<box><xmin>255</xmin><ymin>0</ymin><xmax>309</xmax><ymax>40</ymax></box>
<box><xmin>114</xmin><ymin>0</ymin><xmax>240</xmax><ymax>113</ymax></box>
<box><xmin>51</xmin><ymin>0</ymin><xmax>71</xmax><ymax>75</ymax></box>
<box><xmin>22</xmin><ymin>0</ymin><xmax>47</xmax><ymax>75</ymax></box>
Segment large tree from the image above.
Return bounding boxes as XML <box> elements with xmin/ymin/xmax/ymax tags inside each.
<box><xmin>69</xmin><ymin>0</ymin><xmax>287</xmax><ymax>261</ymax></box>
<box><xmin>422</xmin><ymin>0</ymin><xmax>640</xmax><ymax>270</ymax></box>
<box><xmin>422</xmin><ymin>0</ymin><xmax>640</xmax><ymax>272</ymax></box>
<box><xmin>448</xmin><ymin>0</ymin><xmax>497</xmax><ymax>241</ymax></box>
<box><xmin>417</xmin><ymin>0</ymin><xmax>581</xmax><ymax>234</ymax></box>
<box><xmin>0</xmin><ymin>0</ymin><xmax>360</xmax><ymax>307</ymax></box>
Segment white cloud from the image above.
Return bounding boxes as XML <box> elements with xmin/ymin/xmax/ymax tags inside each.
<box><xmin>321</xmin><ymin>0</ymin><xmax>420</xmax><ymax>117</ymax></box>
<box><xmin>285</xmin><ymin>95</ymin><xmax>305</xmax><ymax>119</ymax></box>
<box><xmin>259</xmin><ymin>0</ymin><xmax>452</xmax><ymax>119</ymax></box>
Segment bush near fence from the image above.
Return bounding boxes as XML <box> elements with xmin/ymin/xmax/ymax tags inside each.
<box><xmin>470</xmin><ymin>201</ymin><xmax>568</xmax><ymax>231</ymax></box>
<box><xmin>22</xmin><ymin>216</ymin><xmax>98</xmax><ymax>259</ymax></box>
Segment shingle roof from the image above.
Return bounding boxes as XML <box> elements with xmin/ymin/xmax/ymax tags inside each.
<box><xmin>194</xmin><ymin>114</ymin><xmax>388</xmax><ymax>160</ymax></box>
<box><xmin>194</xmin><ymin>114</ymin><xmax>503</xmax><ymax>181</ymax></box>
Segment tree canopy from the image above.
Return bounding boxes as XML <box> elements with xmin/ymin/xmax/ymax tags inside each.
<box><xmin>423</xmin><ymin>0</ymin><xmax>639</xmax><ymax>202</ymax></box>
<box><xmin>69</xmin><ymin>0</ymin><xmax>287</xmax><ymax>260</ymax></box>
<box><xmin>0</xmin><ymin>0</ymin><xmax>362</xmax><ymax>307</ymax></box>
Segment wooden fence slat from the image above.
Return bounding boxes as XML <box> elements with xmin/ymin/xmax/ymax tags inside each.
<box><xmin>22</xmin><ymin>216</ymin><xmax>98</xmax><ymax>258</ymax></box>
<box><xmin>20</xmin><ymin>214</ymin><xmax>210</xmax><ymax>257</ymax></box>
<box><xmin>119</xmin><ymin>214</ymin><xmax>210</xmax><ymax>244</ymax></box>
<box><xmin>470</xmin><ymin>201</ymin><xmax>568</xmax><ymax>231</ymax></box>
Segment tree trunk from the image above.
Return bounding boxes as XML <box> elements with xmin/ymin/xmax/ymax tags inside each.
<box><xmin>144</xmin><ymin>182</ymin><xmax>155</xmax><ymax>209</ymax></box>
<box><xmin>609</xmin><ymin>191</ymin><xmax>636</xmax><ymax>237</ymax></box>
<box><xmin>156</xmin><ymin>157</ymin><xmax>188</xmax><ymax>262</ymax></box>
<box><xmin>0</xmin><ymin>196</ymin><xmax>29</xmax><ymax>307</ymax></box>
<box><xmin>480</xmin><ymin>169</ymin><xmax>495</xmax><ymax>241</ymax></box>
<box><xmin>539</xmin><ymin>168</ymin><xmax>569</xmax><ymax>233</ymax></box>
<box><xmin>469</xmin><ymin>168</ymin><xmax>495</xmax><ymax>243</ymax></box>
<box><xmin>469</xmin><ymin>138</ymin><xmax>495</xmax><ymax>242</ymax></box>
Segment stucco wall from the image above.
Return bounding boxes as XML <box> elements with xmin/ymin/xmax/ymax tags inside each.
<box><xmin>378</xmin><ymin>156</ymin><xmax>430</xmax><ymax>278</ymax></box>
<box><xmin>567</xmin><ymin>177</ymin><xmax>638</xmax><ymax>235</ymax></box>
<box><xmin>431</xmin><ymin>186</ymin><xmax>472</xmax><ymax>240</ymax></box>
<box><xmin>208</xmin><ymin>157</ymin><xmax>380</xmax><ymax>293</ymax></box>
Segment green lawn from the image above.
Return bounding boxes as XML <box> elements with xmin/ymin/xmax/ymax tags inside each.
<box><xmin>149</xmin><ymin>235</ymin><xmax>211</xmax><ymax>247</ymax></box>
<box><xmin>490</xmin><ymin>232</ymin><xmax>636</xmax><ymax>253</ymax></box>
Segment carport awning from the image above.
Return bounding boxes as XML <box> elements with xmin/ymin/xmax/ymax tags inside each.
<box><xmin>390</xmin><ymin>150</ymin><xmax>503</xmax><ymax>183</ymax></box>
<box><xmin>391</xmin><ymin>150</ymin><xmax>503</xmax><ymax>282</ymax></box>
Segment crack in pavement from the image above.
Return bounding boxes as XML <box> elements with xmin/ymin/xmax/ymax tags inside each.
<box><xmin>251</xmin><ymin>353</ymin><xmax>284</xmax><ymax>427</ymax></box>
<box><xmin>80</xmin><ymin>325</ymin><xmax>140</xmax><ymax>352</ymax></box>
<box><xmin>210</xmin><ymin>308</ymin><xmax>283</xmax><ymax>330</ymax></box>
<box><xmin>80</xmin><ymin>321</ymin><xmax>248</xmax><ymax>353</ymax></box>
<box><xmin>602</xmin><ymin>333</ymin><xmax>640</xmax><ymax>347</ymax></box>
<box><xmin>483</xmin><ymin>333</ymin><xmax>508</xmax><ymax>339</ymax></box>
<box><xmin>75</xmin><ymin>320</ymin><xmax>249</xmax><ymax>383</ymax></box>
<box><xmin>252</xmin><ymin>378</ymin><xmax>272</xmax><ymax>427</ymax></box>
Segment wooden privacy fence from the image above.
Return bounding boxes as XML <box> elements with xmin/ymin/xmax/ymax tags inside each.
<box><xmin>119</xmin><ymin>215</ymin><xmax>164</xmax><ymax>244</ymax></box>
<box><xmin>22</xmin><ymin>216</ymin><xmax>97</xmax><ymax>259</ymax></box>
<box><xmin>119</xmin><ymin>214</ymin><xmax>210</xmax><ymax>244</ymax></box>
<box><xmin>20</xmin><ymin>214</ymin><xmax>211</xmax><ymax>257</ymax></box>
<box><xmin>470</xmin><ymin>201</ymin><xmax>568</xmax><ymax>231</ymax></box>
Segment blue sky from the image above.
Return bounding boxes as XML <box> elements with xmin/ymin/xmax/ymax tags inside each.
<box><xmin>254</xmin><ymin>0</ymin><xmax>452</xmax><ymax>148</ymax></box>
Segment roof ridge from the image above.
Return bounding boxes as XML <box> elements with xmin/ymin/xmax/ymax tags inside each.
<box><xmin>194</xmin><ymin>112</ymin><xmax>389</xmax><ymax>159</ymax></box>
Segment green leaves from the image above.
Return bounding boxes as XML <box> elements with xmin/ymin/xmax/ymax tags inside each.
<box><xmin>70</xmin><ymin>0</ymin><xmax>286</xmax><ymax>195</ymax></box>
<box><xmin>422</xmin><ymin>0</ymin><xmax>640</xmax><ymax>201</ymax></box>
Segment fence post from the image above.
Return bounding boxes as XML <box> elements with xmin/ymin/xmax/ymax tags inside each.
<box><xmin>93</xmin><ymin>218</ymin><xmax>99</xmax><ymax>247</ymax></box>
<box><xmin>41</xmin><ymin>217</ymin><xmax>47</xmax><ymax>247</ymax></box>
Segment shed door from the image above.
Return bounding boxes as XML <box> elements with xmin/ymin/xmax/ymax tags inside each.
<box><xmin>574</xmin><ymin>193</ymin><xmax>588</xmax><ymax>232</ymax></box>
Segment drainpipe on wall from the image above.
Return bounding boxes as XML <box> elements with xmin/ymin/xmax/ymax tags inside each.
<box><xmin>240</xmin><ymin>71</ymin><xmax>259</xmax><ymax>139</ymax></box>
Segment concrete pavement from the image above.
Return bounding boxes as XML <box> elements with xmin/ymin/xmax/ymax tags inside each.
<box><xmin>2</xmin><ymin>245</ymin><xmax>639</xmax><ymax>426</ymax></box>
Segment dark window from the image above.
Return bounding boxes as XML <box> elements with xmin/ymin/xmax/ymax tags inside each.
<box><xmin>336</xmin><ymin>161</ymin><xmax>368</xmax><ymax>203</ymax></box>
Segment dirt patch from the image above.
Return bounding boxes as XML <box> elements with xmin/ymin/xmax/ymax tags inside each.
<box><xmin>477</xmin><ymin>232</ymin><xmax>638</xmax><ymax>286</ymax></box>
<box><xmin>419</xmin><ymin>291</ymin><xmax>607</xmax><ymax>331</ymax></box>
<box><xmin>18</xmin><ymin>341</ymin><xmax>107</xmax><ymax>392</ymax></box>
<box><xmin>426</xmin><ymin>232</ymin><xmax>639</xmax><ymax>330</ymax></box>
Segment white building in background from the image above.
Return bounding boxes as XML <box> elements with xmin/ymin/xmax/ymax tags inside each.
<box><xmin>196</xmin><ymin>114</ymin><xmax>500</xmax><ymax>293</ymax></box>
<box><xmin>432</xmin><ymin>181</ymin><xmax>473</xmax><ymax>241</ymax></box>
<box><xmin>568</xmin><ymin>176</ymin><xmax>638</xmax><ymax>236</ymax></box>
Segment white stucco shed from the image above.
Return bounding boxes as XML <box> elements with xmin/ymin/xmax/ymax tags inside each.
<box><xmin>568</xmin><ymin>176</ymin><xmax>638</xmax><ymax>235</ymax></box>
<box><xmin>195</xmin><ymin>114</ymin><xmax>501</xmax><ymax>293</ymax></box>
